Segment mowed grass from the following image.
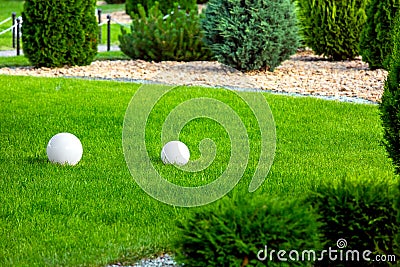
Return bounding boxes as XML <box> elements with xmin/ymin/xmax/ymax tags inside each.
<box><xmin>0</xmin><ymin>1</ymin><xmax>124</xmax><ymax>50</ymax></box>
<box><xmin>0</xmin><ymin>0</ymin><xmax>24</xmax><ymax>50</ymax></box>
<box><xmin>0</xmin><ymin>75</ymin><xmax>396</xmax><ymax>266</ymax></box>
<box><xmin>99</xmin><ymin>24</ymin><xmax>125</xmax><ymax>46</ymax></box>
<box><xmin>0</xmin><ymin>51</ymin><xmax>130</xmax><ymax>67</ymax></box>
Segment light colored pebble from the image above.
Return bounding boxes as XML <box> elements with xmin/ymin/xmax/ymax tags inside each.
<box><xmin>0</xmin><ymin>51</ymin><xmax>388</xmax><ymax>103</ymax></box>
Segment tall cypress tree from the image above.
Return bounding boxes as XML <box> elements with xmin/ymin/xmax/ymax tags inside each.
<box><xmin>359</xmin><ymin>0</ymin><xmax>400</xmax><ymax>70</ymax></box>
<box><xmin>22</xmin><ymin>0</ymin><xmax>98</xmax><ymax>68</ymax></box>
<box><xmin>380</xmin><ymin>12</ymin><xmax>400</xmax><ymax>174</ymax></box>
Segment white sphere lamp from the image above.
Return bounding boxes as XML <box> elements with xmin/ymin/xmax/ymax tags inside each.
<box><xmin>47</xmin><ymin>132</ymin><xmax>83</xmax><ymax>166</ymax></box>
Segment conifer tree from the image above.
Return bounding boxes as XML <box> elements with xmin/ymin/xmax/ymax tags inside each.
<box><xmin>22</xmin><ymin>0</ymin><xmax>98</xmax><ymax>67</ymax></box>
<box><xmin>359</xmin><ymin>0</ymin><xmax>400</xmax><ymax>70</ymax></box>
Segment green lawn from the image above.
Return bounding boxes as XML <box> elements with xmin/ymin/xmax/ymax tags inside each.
<box><xmin>0</xmin><ymin>0</ymin><xmax>24</xmax><ymax>50</ymax></box>
<box><xmin>99</xmin><ymin>24</ymin><xmax>126</xmax><ymax>46</ymax></box>
<box><xmin>96</xmin><ymin>3</ymin><xmax>126</xmax><ymax>13</ymax></box>
<box><xmin>0</xmin><ymin>75</ymin><xmax>396</xmax><ymax>266</ymax></box>
<box><xmin>0</xmin><ymin>51</ymin><xmax>130</xmax><ymax>67</ymax></box>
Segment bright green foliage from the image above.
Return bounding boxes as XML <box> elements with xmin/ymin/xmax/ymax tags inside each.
<box><xmin>359</xmin><ymin>0</ymin><xmax>400</xmax><ymax>70</ymax></box>
<box><xmin>305</xmin><ymin>178</ymin><xmax>399</xmax><ymax>266</ymax></box>
<box><xmin>173</xmin><ymin>195</ymin><xmax>322</xmax><ymax>266</ymax></box>
<box><xmin>125</xmin><ymin>0</ymin><xmax>197</xmax><ymax>17</ymax></box>
<box><xmin>21</xmin><ymin>0</ymin><xmax>98</xmax><ymax>68</ymax></box>
<box><xmin>380</xmin><ymin>13</ymin><xmax>400</xmax><ymax>175</ymax></box>
<box><xmin>202</xmin><ymin>0</ymin><xmax>299</xmax><ymax>71</ymax></box>
<box><xmin>119</xmin><ymin>2</ymin><xmax>213</xmax><ymax>61</ymax></box>
<box><xmin>296</xmin><ymin>0</ymin><xmax>368</xmax><ymax>60</ymax></box>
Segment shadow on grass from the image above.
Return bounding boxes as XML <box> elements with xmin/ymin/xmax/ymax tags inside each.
<box><xmin>26</xmin><ymin>156</ymin><xmax>49</xmax><ymax>165</ymax></box>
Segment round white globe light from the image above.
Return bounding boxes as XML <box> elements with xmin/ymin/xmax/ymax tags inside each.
<box><xmin>47</xmin><ymin>132</ymin><xmax>83</xmax><ymax>166</ymax></box>
<box><xmin>161</xmin><ymin>141</ymin><xmax>190</xmax><ymax>166</ymax></box>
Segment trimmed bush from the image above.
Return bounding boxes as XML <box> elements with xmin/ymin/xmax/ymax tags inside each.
<box><xmin>380</xmin><ymin>12</ymin><xmax>400</xmax><ymax>175</ymax></box>
<box><xmin>119</xmin><ymin>2</ymin><xmax>213</xmax><ymax>61</ymax></box>
<box><xmin>22</xmin><ymin>0</ymin><xmax>98</xmax><ymax>68</ymax></box>
<box><xmin>201</xmin><ymin>0</ymin><xmax>299</xmax><ymax>72</ymax></box>
<box><xmin>126</xmin><ymin>0</ymin><xmax>197</xmax><ymax>17</ymax></box>
<box><xmin>173</xmin><ymin>195</ymin><xmax>322</xmax><ymax>266</ymax></box>
<box><xmin>359</xmin><ymin>0</ymin><xmax>400</xmax><ymax>70</ymax></box>
<box><xmin>305</xmin><ymin>178</ymin><xmax>399</xmax><ymax>266</ymax></box>
<box><xmin>296</xmin><ymin>0</ymin><xmax>368</xmax><ymax>60</ymax></box>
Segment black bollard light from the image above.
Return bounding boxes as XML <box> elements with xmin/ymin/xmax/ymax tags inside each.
<box><xmin>12</xmin><ymin>12</ymin><xmax>16</xmax><ymax>48</ymax></box>
<box><xmin>16</xmin><ymin>17</ymin><xmax>20</xmax><ymax>56</ymax></box>
<box><xmin>97</xmin><ymin>9</ymin><xmax>102</xmax><ymax>44</ymax></box>
<box><xmin>107</xmin><ymin>14</ymin><xmax>111</xmax><ymax>51</ymax></box>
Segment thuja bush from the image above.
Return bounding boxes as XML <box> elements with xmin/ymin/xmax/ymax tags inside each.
<box><xmin>359</xmin><ymin>0</ymin><xmax>400</xmax><ymax>70</ymax></box>
<box><xmin>380</xmin><ymin>12</ymin><xmax>400</xmax><ymax>174</ymax></box>
<box><xmin>305</xmin><ymin>178</ymin><xmax>399</xmax><ymax>266</ymax></box>
<box><xmin>126</xmin><ymin>0</ymin><xmax>196</xmax><ymax>17</ymax></box>
<box><xmin>202</xmin><ymin>0</ymin><xmax>299</xmax><ymax>72</ymax></box>
<box><xmin>296</xmin><ymin>0</ymin><xmax>368</xmax><ymax>60</ymax></box>
<box><xmin>173</xmin><ymin>195</ymin><xmax>322</xmax><ymax>266</ymax></box>
<box><xmin>119</xmin><ymin>2</ymin><xmax>213</xmax><ymax>61</ymax></box>
<box><xmin>22</xmin><ymin>0</ymin><xmax>98</xmax><ymax>68</ymax></box>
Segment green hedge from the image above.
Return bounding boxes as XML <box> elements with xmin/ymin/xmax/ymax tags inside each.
<box><xmin>359</xmin><ymin>0</ymin><xmax>400</xmax><ymax>70</ymax></box>
<box><xmin>173</xmin><ymin>195</ymin><xmax>322</xmax><ymax>266</ymax></box>
<box><xmin>305</xmin><ymin>178</ymin><xmax>399</xmax><ymax>266</ymax></box>
<box><xmin>380</xmin><ymin>11</ymin><xmax>400</xmax><ymax>175</ymax></box>
<box><xmin>296</xmin><ymin>0</ymin><xmax>368</xmax><ymax>60</ymax></box>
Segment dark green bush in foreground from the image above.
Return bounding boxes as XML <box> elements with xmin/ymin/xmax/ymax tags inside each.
<box><xmin>202</xmin><ymin>0</ymin><xmax>299</xmax><ymax>71</ymax></box>
<box><xmin>296</xmin><ymin>0</ymin><xmax>368</xmax><ymax>60</ymax></box>
<box><xmin>119</xmin><ymin>2</ymin><xmax>213</xmax><ymax>61</ymax></box>
<box><xmin>174</xmin><ymin>195</ymin><xmax>322</xmax><ymax>266</ymax></box>
<box><xmin>359</xmin><ymin>0</ymin><xmax>400</xmax><ymax>70</ymax></box>
<box><xmin>126</xmin><ymin>0</ymin><xmax>196</xmax><ymax>17</ymax></box>
<box><xmin>22</xmin><ymin>0</ymin><xmax>98</xmax><ymax>68</ymax></box>
<box><xmin>380</xmin><ymin>12</ymin><xmax>400</xmax><ymax>175</ymax></box>
<box><xmin>305</xmin><ymin>178</ymin><xmax>399</xmax><ymax>266</ymax></box>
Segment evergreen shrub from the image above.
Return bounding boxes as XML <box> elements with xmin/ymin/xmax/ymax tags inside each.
<box><xmin>305</xmin><ymin>178</ymin><xmax>399</xmax><ymax>266</ymax></box>
<box><xmin>22</xmin><ymin>0</ymin><xmax>98</xmax><ymax>68</ymax></box>
<box><xmin>173</xmin><ymin>195</ymin><xmax>322</xmax><ymax>266</ymax></box>
<box><xmin>126</xmin><ymin>0</ymin><xmax>196</xmax><ymax>17</ymax></box>
<box><xmin>359</xmin><ymin>0</ymin><xmax>400</xmax><ymax>70</ymax></box>
<box><xmin>380</xmin><ymin>12</ymin><xmax>400</xmax><ymax>174</ymax></box>
<box><xmin>119</xmin><ymin>2</ymin><xmax>213</xmax><ymax>61</ymax></box>
<box><xmin>296</xmin><ymin>0</ymin><xmax>368</xmax><ymax>60</ymax></box>
<box><xmin>202</xmin><ymin>0</ymin><xmax>299</xmax><ymax>72</ymax></box>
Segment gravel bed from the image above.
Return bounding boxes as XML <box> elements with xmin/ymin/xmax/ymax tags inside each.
<box><xmin>0</xmin><ymin>50</ymin><xmax>387</xmax><ymax>104</ymax></box>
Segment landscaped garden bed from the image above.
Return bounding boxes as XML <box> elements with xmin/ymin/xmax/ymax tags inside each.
<box><xmin>0</xmin><ymin>50</ymin><xmax>387</xmax><ymax>103</ymax></box>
